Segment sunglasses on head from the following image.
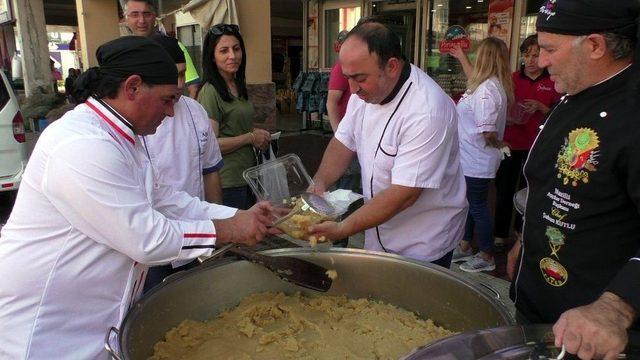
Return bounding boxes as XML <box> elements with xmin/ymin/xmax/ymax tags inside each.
<box><xmin>209</xmin><ymin>24</ymin><xmax>240</xmax><ymax>36</ymax></box>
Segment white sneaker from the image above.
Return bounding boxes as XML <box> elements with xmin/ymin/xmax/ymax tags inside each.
<box><xmin>459</xmin><ymin>254</ymin><xmax>496</xmax><ymax>273</ymax></box>
<box><xmin>452</xmin><ymin>247</ymin><xmax>474</xmax><ymax>262</ymax></box>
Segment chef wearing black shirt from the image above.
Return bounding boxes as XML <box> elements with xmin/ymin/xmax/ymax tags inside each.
<box><xmin>508</xmin><ymin>1</ymin><xmax>640</xmax><ymax>359</ymax></box>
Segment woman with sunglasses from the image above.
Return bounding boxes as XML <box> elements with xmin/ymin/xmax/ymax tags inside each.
<box><xmin>198</xmin><ymin>24</ymin><xmax>271</xmax><ymax>209</ymax></box>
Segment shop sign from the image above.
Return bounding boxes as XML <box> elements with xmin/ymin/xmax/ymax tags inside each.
<box><xmin>439</xmin><ymin>25</ymin><xmax>470</xmax><ymax>54</ymax></box>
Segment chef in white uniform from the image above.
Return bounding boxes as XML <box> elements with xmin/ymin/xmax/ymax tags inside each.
<box><xmin>143</xmin><ymin>34</ymin><xmax>224</xmax><ymax>291</ymax></box>
<box><xmin>310</xmin><ymin>21</ymin><xmax>467</xmax><ymax>267</ymax></box>
<box><xmin>145</xmin><ymin>34</ymin><xmax>223</xmax><ymax>204</ymax></box>
<box><xmin>0</xmin><ymin>36</ymin><xmax>271</xmax><ymax>359</ymax></box>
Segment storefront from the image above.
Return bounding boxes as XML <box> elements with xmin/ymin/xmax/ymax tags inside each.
<box><xmin>303</xmin><ymin>0</ymin><xmax>545</xmax><ymax>98</ymax></box>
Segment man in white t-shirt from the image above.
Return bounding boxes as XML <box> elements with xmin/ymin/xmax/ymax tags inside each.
<box><xmin>309</xmin><ymin>20</ymin><xmax>467</xmax><ymax>267</ymax></box>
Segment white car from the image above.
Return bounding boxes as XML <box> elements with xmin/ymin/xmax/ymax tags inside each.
<box><xmin>0</xmin><ymin>70</ymin><xmax>26</xmax><ymax>197</ymax></box>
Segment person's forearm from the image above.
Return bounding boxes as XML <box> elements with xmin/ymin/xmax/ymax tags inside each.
<box><xmin>340</xmin><ymin>185</ymin><xmax>422</xmax><ymax>236</ymax></box>
<box><xmin>327</xmin><ymin>102</ymin><xmax>340</xmax><ymax>132</ymax></box>
<box><xmin>218</xmin><ymin>133</ymin><xmax>253</xmax><ymax>154</ymax></box>
<box><xmin>459</xmin><ymin>56</ymin><xmax>474</xmax><ymax>79</ymax></box>
<box><xmin>313</xmin><ymin>138</ymin><xmax>354</xmax><ymax>191</ymax></box>
<box><xmin>203</xmin><ymin>172</ymin><xmax>223</xmax><ymax>204</ymax></box>
<box><xmin>186</xmin><ymin>83</ymin><xmax>201</xmax><ymax>99</ymax></box>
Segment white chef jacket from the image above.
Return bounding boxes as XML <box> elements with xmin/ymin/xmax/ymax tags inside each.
<box><xmin>335</xmin><ymin>64</ymin><xmax>468</xmax><ymax>262</ymax></box>
<box><xmin>144</xmin><ymin>96</ymin><xmax>223</xmax><ymax>200</ymax></box>
<box><xmin>456</xmin><ymin>77</ymin><xmax>508</xmax><ymax>179</ymax></box>
<box><xmin>0</xmin><ymin>97</ymin><xmax>237</xmax><ymax>359</ymax></box>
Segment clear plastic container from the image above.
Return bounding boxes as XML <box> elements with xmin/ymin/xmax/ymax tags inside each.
<box><xmin>243</xmin><ymin>153</ymin><xmax>313</xmax><ymax>206</ymax></box>
<box><xmin>243</xmin><ymin>154</ymin><xmax>334</xmax><ymax>245</ymax></box>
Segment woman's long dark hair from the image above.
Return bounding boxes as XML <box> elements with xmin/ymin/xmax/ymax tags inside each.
<box><xmin>201</xmin><ymin>25</ymin><xmax>248</xmax><ymax>102</ymax></box>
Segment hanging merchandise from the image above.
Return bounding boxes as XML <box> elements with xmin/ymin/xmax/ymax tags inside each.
<box><xmin>292</xmin><ymin>70</ymin><xmax>330</xmax><ymax>114</ymax></box>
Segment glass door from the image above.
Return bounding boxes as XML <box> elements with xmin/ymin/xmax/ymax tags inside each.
<box><xmin>324</xmin><ymin>6</ymin><xmax>361</xmax><ymax>67</ymax></box>
<box><xmin>372</xmin><ymin>0</ymin><xmax>418</xmax><ymax>63</ymax></box>
<box><xmin>425</xmin><ymin>0</ymin><xmax>490</xmax><ymax>100</ymax></box>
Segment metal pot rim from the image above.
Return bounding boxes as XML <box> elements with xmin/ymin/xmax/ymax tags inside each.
<box><xmin>113</xmin><ymin>247</ymin><xmax>515</xmax><ymax>359</ymax></box>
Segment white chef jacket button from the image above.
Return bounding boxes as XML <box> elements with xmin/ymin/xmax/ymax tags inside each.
<box><xmin>600</xmin><ymin>111</ymin><xmax>607</xmax><ymax>118</ymax></box>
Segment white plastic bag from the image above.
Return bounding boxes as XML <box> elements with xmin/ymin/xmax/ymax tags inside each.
<box><xmin>257</xmin><ymin>132</ymin><xmax>290</xmax><ymax>201</ymax></box>
<box><xmin>323</xmin><ymin>189</ymin><xmax>364</xmax><ymax>216</ymax></box>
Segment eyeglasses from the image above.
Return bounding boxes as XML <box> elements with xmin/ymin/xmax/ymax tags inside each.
<box><xmin>209</xmin><ymin>24</ymin><xmax>240</xmax><ymax>36</ymax></box>
<box><xmin>126</xmin><ymin>11</ymin><xmax>155</xmax><ymax>19</ymax></box>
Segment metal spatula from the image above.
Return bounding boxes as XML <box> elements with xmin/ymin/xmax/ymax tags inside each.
<box><xmin>207</xmin><ymin>244</ymin><xmax>333</xmax><ymax>292</ymax></box>
<box><xmin>272</xmin><ymin>192</ymin><xmax>336</xmax><ymax>226</ymax></box>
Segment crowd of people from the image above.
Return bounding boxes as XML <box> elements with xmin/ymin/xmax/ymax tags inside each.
<box><xmin>0</xmin><ymin>0</ymin><xmax>638</xmax><ymax>359</ymax></box>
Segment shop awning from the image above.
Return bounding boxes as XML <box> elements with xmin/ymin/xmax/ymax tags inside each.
<box><xmin>180</xmin><ymin>0</ymin><xmax>239</xmax><ymax>31</ymax></box>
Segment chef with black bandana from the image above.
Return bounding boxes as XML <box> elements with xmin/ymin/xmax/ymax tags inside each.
<box><xmin>509</xmin><ymin>1</ymin><xmax>640</xmax><ymax>359</ymax></box>
<box><xmin>0</xmin><ymin>36</ymin><xmax>272</xmax><ymax>359</ymax></box>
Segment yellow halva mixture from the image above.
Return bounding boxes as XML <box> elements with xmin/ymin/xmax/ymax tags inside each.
<box><xmin>150</xmin><ymin>292</ymin><xmax>453</xmax><ymax>360</ymax></box>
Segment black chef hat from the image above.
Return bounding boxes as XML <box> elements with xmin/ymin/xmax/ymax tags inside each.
<box><xmin>536</xmin><ymin>0</ymin><xmax>639</xmax><ymax>39</ymax></box>
<box><xmin>96</xmin><ymin>36</ymin><xmax>178</xmax><ymax>84</ymax></box>
<box><xmin>150</xmin><ymin>34</ymin><xmax>186</xmax><ymax>64</ymax></box>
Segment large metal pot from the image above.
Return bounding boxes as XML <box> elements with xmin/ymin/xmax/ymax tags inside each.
<box><xmin>107</xmin><ymin>248</ymin><xmax>514</xmax><ymax>359</ymax></box>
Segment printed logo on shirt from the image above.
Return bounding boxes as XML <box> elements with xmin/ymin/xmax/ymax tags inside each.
<box><xmin>545</xmin><ymin>226</ymin><xmax>565</xmax><ymax>258</ymax></box>
<box><xmin>540</xmin><ymin>257</ymin><xmax>568</xmax><ymax>287</ymax></box>
<box><xmin>537</xmin><ymin>84</ymin><xmax>553</xmax><ymax>92</ymax></box>
<box><xmin>555</xmin><ymin>128</ymin><xmax>600</xmax><ymax>186</ymax></box>
<box><xmin>199</xmin><ymin>131</ymin><xmax>208</xmax><ymax>156</ymax></box>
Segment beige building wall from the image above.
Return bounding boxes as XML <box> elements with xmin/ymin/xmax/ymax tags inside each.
<box><xmin>75</xmin><ymin>0</ymin><xmax>120</xmax><ymax>68</ymax></box>
<box><xmin>237</xmin><ymin>0</ymin><xmax>271</xmax><ymax>84</ymax></box>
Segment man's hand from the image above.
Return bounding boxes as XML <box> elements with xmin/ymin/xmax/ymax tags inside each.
<box><xmin>307</xmin><ymin>180</ymin><xmax>327</xmax><ymax>197</ymax></box>
<box><xmin>553</xmin><ymin>292</ymin><xmax>635</xmax><ymax>359</ymax></box>
<box><xmin>506</xmin><ymin>235</ymin><xmax>521</xmax><ymax>280</ymax></box>
<box><xmin>307</xmin><ymin>221</ymin><xmax>347</xmax><ymax>242</ymax></box>
<box><xmin>214</xmin><ymin>201</ymin><xmax>273</xmax><ymax>246</ymax></box>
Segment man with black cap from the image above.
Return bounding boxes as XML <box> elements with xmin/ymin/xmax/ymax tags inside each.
<box><xmin>0</xmin><ymin>36</ymin><xmax>272</xmax><ymax>359</ymax></box>
<box><xmin>510</xmin><ymin>1</ymin><xmax>640</xmax><ymax>358</ymax></box>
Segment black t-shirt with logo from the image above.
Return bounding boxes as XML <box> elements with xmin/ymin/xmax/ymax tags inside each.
<box><xmin>512</xmin><ymin>65</ymin><xmax>640</xmax><ymax>324</ymax></box>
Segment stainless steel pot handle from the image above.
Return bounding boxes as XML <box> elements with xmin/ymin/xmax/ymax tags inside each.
<box><xmin>478</xmin><ymin>282</ymin><xmax>501</xmax><ymax>300</ymax></box>
<box><xmin>104</xmin><ymin>326</ymin><xmax>123</xmax><ymax>360</ymax></box>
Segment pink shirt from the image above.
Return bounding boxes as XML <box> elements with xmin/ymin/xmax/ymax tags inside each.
<box><xmin>328</xmin><ymin>61</ymin><xmax>351</xmax><ymax>121</ymax></box>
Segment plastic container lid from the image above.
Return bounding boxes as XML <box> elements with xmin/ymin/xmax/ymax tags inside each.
<box><xmin>242</xmin><ymin>153</ymin><xmax>314</xmax><ymax>206</ymax></box>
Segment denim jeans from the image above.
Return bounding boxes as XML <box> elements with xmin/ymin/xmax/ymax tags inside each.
<box><xmin>463</xmin><ymin>176</ymin><xmax>493</xmax><ymax>254</ymax></box>
<box><xmin>223</xmin><ymin>185</ymin><xmax>254</xmax><ymax>210</ymax></box>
